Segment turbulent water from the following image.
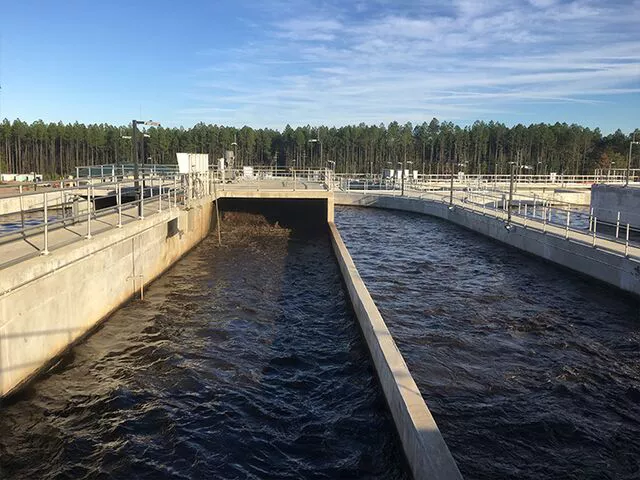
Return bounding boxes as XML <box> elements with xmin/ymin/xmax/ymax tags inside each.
<box><xmin>0</xmin><ymin>213</ymin><xmax>408</xmax><ymax>479</ymax></box>
<box><xmin>336</xmin><ymin>205</ymin><xmax>640</xmax><ymax>480</ymax></box>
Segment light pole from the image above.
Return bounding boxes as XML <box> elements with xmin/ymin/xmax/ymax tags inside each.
<box><xmin>131</xmin><ymin>120</ymin><xmax>160</xmax><ymax>216</ymax></box>
<box><xmin>231</xmin><ymin>141</ymin><xmax>237</xmax><ymax>166</ymax></box>
<box><xmin>309</xmin><ymin>138</ymin><xmax>322</xmax><ymax>169</ymax></box>
<box><xmin>626</xmin><ymin>135</ymin><xmax>639</xmax><ymax>186</ymax></box>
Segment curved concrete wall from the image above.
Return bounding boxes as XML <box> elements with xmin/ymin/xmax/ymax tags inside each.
<box><xmin>329</xmin><ymin>222</ymin><xmax>462</xmax><ymax>480</ymax></box>
<box><xmin>336</xmin><ymin>193</ymin><xmax>640</xmax><ymax>298</ymax></box>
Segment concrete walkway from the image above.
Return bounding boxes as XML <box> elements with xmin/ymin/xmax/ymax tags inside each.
<box><xmin>406</xmin><ymin>189</ymin><xmax>640</xmax><ymax>261</ymax></box>
<box><xmin>0</xmin><ymin>198</ymin><xmax>173</xmax><ymax>269</ymax></box>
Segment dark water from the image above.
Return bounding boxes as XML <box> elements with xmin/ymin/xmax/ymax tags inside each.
<box><xmin>336</xmin><ymin>206</ymin><xmax>640</xmax><ymax>480</ymax></box>
<box><xmin>0</xmin><ymin>213</ymin><xmax>407</xmax><ymax>479</ymax></box>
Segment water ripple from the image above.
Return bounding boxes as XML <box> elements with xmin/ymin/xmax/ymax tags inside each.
<box><xmin>0</xmin><ymin>214</ymin><xmax>408</xmax><ymax>479</ymax></box>
<box><xmin>336</xmin><ymin>205</ymin><xmax>640</xmax><ymax>480</ymax></box>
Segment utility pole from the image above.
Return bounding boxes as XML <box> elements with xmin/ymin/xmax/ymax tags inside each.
<box><xmin>131</xmin><ymin>119</ymin><xmax>160</xmax><ymax>217</ymax></box>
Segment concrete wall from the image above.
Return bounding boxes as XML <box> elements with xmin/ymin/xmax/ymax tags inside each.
<box><xmin>590</xmin><ymin>184</ymin><xmax>640</xmax><ymax>229</ymax></box>
<box><xmin>336</xmin><ymin>193</ymin><xmax>640</xmax><ymax>297</ymax></box>
<box><xmin>0</xmin><ymin>190</ymin><xmax>72</xmax><ymax>216</ymax></box>
<box><xmin>329</xmin><ymin>222</ymin><xmax>462</xmax><ymax>480</ymax></box>
<box><xmin>0</xmin><ymin>198</ymin><xmax>214</xmax><ymax>397</ymax></box>
<box><xmin>217</xmin><ymin>190</ymin><xmax>334</xmax><ymax>222</ymax></box>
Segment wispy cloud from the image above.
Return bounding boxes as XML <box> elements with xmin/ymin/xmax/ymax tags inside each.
<box><xmin>181</xmin><ymin>0</ymin><xmax>640</xmax><ymax>128</ymax></box>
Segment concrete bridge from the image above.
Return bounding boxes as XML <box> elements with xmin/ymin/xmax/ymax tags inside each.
<box><xmin>2</xmin><ymin>168</ymin><xmax>639</xmax><ymax>480</ymax></box>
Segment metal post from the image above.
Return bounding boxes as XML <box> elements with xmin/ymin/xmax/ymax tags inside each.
<box><xmin>627</xmin><ymin>140</ymin><xmax>633</xmax><ymax>186</ymax></box>
<box><xmin>589</xmin><ymin>207</ymin><xmax>594</xmax><ymax>232</ymax></box>
<box><xmin>625</xmin><ymin>224</ymin><xmax>630</xmax><ymax>256</ymax></box>
<box><xmin>592</xmin><ymin>217</ymin><xmax>597</xmax><ymax>247</ymax></box>
<box><xmin>132</xmin><ymin>120</ymin><xmax>141</xmax><ymax>216</ymax></box>
<box><xmin>401</xmin><ymin>151</ymin><xmax>406</xmax><ymax>196</ymax></box>
<box><xmin>159</xmin><ymin>183</ymin><xmax>162</xmax><ymax>212</ymax></box>
<box><xmin>213</xmin><ymin>178</ymin><xmax>222</xmax><ymax>247</ymax></box>
<box><xmin>140</xmin><ymin>183</ymin><xmax>145</xmax><ymax>219</ymax></box>
<box><xmin>449</xmin><ymin>164</ymin><xmax>454</xmax><ymax>206</ymax></box>
<box><xmin>543</xmin><ymin>205</ymin><xmax>547</xmax><ymax>232</ymax></box>
<box><xmin>565</xmin><ymin>211</ymin><xmax>570</xmax><ymax>239</ymax></box>
<box><xmin>616</xmin><ymin>212</ymin><xmax>620</xmax><ymax>238</ymax></box>
<box><xmin>117</xmin><ymin>183</ymin><xmax>122</xmax><ymax>228</ymax></box>
<box><xmin>19</xmin><ymin>185</ymin><xmax>25</xmax><ymax>233</ymax></box>
<box><xmin>173</xmin><ymin>177</ymin><xmax>177</xmax><ymax>208</ymax></box>
<box><xmin>507</xmin><ymin>163</ymin><xmax>515</xmax><ymax>223</ymax></box>
<box><xmin>42</xmin><ymin>192</ymin><xmax>50</xmax><ymax>255</ymax></box>
<box><xmin>86</xmin><ymin>185</ymin><xmax>92</xmax><ymax>239</ymax></box>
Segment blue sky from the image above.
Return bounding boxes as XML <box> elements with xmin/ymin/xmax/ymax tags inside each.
<box><xmin>1</xmin><ymin>0</ymin><xmax>639</xmax><ymax>132</ymax></box>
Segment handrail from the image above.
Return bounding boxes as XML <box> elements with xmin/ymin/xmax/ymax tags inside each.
<box><xmin>0</xmin><ymin>171</ymin><xmax>215</xmax><ymax>267</ymax></box>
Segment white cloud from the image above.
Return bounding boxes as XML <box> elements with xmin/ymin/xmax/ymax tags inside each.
<box><xmin>180</xmin><ymin>0</ymin><xmax>640</xmax><ymax>128</ymax></box>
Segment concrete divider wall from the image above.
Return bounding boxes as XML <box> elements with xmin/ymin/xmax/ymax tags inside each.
<box><xmin>336</xmin><ymin>193</ymin><xmax>640</xmax><ymax>297</ymax></box>
<box><xmin>328</xmin><ymin>222</ymin><xmax>462</xmax><ymax>480</ymax></box>
<box><xmin>0</xmin><ymin>198</ymin><xmax>214</xmax><ymax>397</ymax></box>
<box><xmin>0</xmin><ymin>190</ymin><xmax>71</xmax><ymax>216</ymax></box>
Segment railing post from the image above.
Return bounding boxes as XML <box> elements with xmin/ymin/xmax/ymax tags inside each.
<box><xmin>140</xmin><ymin>183</ymin><xmax>145</xmax><ymax>219</ymax></box>
<box><xmin>117</xmin><ymin>183</ymin><xmax>123</xmax><ymax>228</ymax></box>
<box><xmin>86</xmin><ymin>185</ymin><xmax>92</xmax><ymax>239</ymax></box>
<box><xmin>19</xmin><ymin>184</ymin><xmax>25</xmax><ymax>233</ymax></box>
<box><xmin>625</xmin><ymin>224</ymin><xmax>630</xmax><ymax>257</ymax></box>
<box><xmin>42</xmin><ymin>192</ymin><xmax>50</xmax><ymax>255</ymax></box>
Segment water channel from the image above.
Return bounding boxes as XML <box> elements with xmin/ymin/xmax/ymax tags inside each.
<box><xmin>336</xmin><ymin>205</ymin><xmax>640</xmax><ymax>480</ymax></box>
<box><xmin>0</xmin><ymin>211</ymin><xmax>408</xmax><ymax>479</ymax></box>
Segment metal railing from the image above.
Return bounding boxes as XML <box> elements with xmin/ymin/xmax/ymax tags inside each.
<box><xmin>0</xmin><ymin>171</ymin><xmax>215</xmax><ymax>268</ymax></box>
<box><xmin>75</xmin><ymin>163</ymin><xmax>179</xmax><ymax>179</ymax></box>
<box><xmin>339</xmin><ymin>183</ymin><xmax>640</xmax><ymax>260</ymax></box>
<box><xmin>213</xmin><ymin>167</ymin><xmax>333</xmax><ymax>191</ymax></box>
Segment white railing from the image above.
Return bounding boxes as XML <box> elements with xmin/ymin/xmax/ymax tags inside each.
<box><xmin>0</xmin><ymin>171</ymin><xmax>214</xmax><ymax>267</ymax></box>
<box><xmin>342</xmin><ymin>186</ymin><xmax>639</xmax><ymax>259</ymax></box>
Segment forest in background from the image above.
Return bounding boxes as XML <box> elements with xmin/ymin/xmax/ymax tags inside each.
<box><xmin>1</xmin><ymin>118</ymin><xmax>638</xmax><ymax>178</ymax></box>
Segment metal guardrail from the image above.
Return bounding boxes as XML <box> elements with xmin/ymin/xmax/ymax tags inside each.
<box><xmin>75</xmin><ymin>163</ymin><xmax>179</xmax><ymax>178</ymax></box>
<box><xmin>338</xmin><ymin>180</ymin><xmax>640</xmax><ymax>259</ymax></box>
<box><xmin>0</xmin><ymin>172</ymin><xmax>215</xmax><ymax>267</ymax></box>
<box><xmin>0</xmin><ymin>167</ymin><xmax>333</xmax><ymax>267</ymax></box>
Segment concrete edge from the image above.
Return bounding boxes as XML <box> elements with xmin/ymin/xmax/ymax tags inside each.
<box><xmin>328</xmin><ymin>222</ymin><xmax>462</xmax><ymax>480</ymax></box>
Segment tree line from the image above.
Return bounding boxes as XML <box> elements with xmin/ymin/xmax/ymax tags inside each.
<box><xmin>1</xmin><ymin>118</ymin><xmax>638</xmax><ymax>178</ymax></box>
